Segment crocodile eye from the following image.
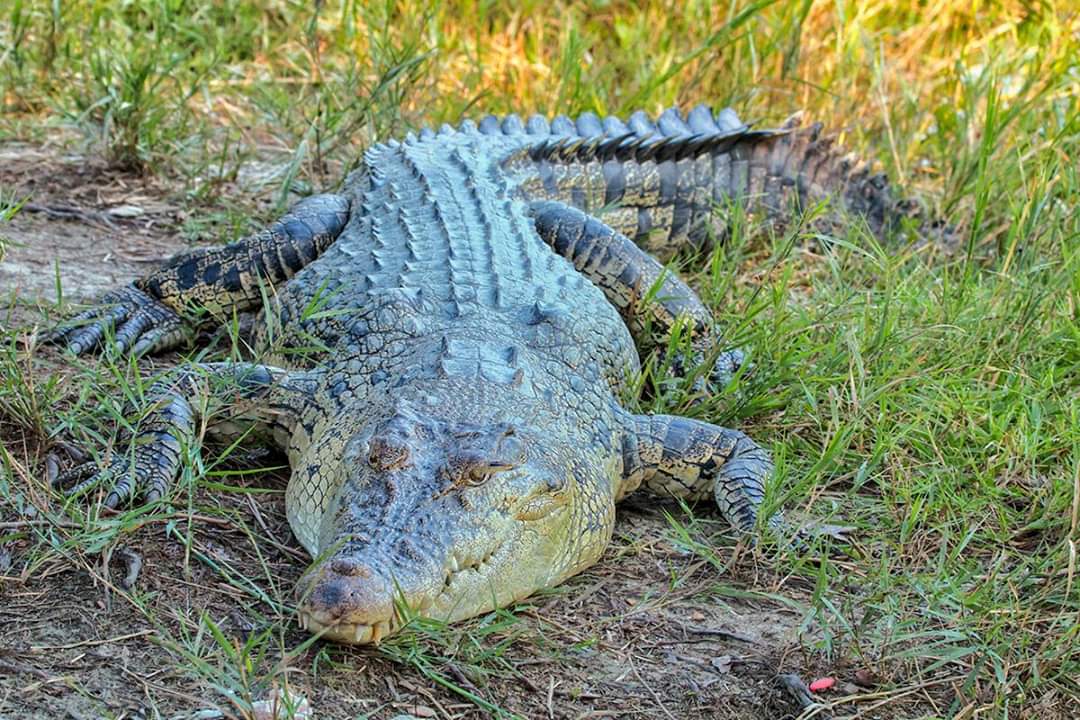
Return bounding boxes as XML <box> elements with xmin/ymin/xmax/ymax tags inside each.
<box><xmin>465</xmin><ymin>467</ymin><xmax>491</xmax><ymax>487</ymax></box>
<box><xmin>447</xmin><ymin>452</ymin><xmax>519</xmax><ymax>489</ymax></box>
<box><xmin>461</xmin><ymin>458</ymin><xmax>513</xmax><ymax>487</ymax></box>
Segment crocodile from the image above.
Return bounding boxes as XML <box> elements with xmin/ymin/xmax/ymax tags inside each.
<box><xmin>48</xmin><ymin>105</ymin><xmax>909</xmax><ymax>644</ymax></box>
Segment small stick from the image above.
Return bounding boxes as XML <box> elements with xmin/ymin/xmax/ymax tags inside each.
<box><xmin>29</xmin><ymin>629</ymin><xmax>156</xmax><ymax>652</ymax></box>
<box><xmin>630</xmin><ymin>656</ymin><xmax>677</xmax><ymax>720</ymax></box>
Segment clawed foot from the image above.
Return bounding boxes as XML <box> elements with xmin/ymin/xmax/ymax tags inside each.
<box><xmin>706</xmin><ymin>346</ymin><xmax>749</xmax><ymax>388</ymax></box>
<box><xmin>663</xmin><ymin>343</ymin><xmax>751</xmax><ymax>397</ymax></box>
<box><xmin>52</xmin><ymin>427</ymin><xmax>186</xmax><ymax>509</ymax></box>
<box><xmin>45</xmin><ymin>285</ymin><xmax>187</xmax><ymax>356</ymax></box>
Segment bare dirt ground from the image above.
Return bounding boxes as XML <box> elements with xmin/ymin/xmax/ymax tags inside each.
<box><xmin>0</xmin><ymin>144</ymin><xmax>193</xmax><ymax>306</ymax></box>
<box><xmin>0</xmin><ymin>144</ymin><xmax>921</xmax><ymax>720</ymax></box>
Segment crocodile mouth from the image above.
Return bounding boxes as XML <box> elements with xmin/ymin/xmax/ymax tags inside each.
<box><xmin>295</xmin><ymin>541</ymin><xmax>510</xmax><ymax>644</ymax></box>
<box><xmin>295</xmin><ymin>537</ymin><xmax>509</xmax><ymax>643</ymax></box>
<box><xmin>298</xmin><ymin>611</ymin><xmax>393</xmax><ymax>644</ymax></box>
<box><xmin>438</xmin><ymin>545</ymin><xmax>501</xmax><ymax>595</ymax></box>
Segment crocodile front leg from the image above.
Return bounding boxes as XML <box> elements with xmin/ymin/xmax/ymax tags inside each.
<box><xmin>55</xmin><ymin>362</ymin><xmax>316</xmax><ymax>507</ymax></box>
<box><xmin>530</xmin><ymin>200</ymin><xmax>743</xmax><ymax>385</ymax></box>
<box><xmin>48</xmin><ymin>193</ymin><xmax>350</xmax><ymax>356</ymax></box>
<box><xmin>618</xmin><ymin>411</ymin><xmax>778</xmax><ymax>534</ymax></box>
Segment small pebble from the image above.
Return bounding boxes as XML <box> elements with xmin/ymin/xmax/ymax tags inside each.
<box><xmin>854</xmin><ymin>668</ymin><xmax>877</xmax><ymax>687</ymax></box>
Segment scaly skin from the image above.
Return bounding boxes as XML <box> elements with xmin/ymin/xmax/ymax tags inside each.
<box><xmin>51</xmin><ymin>105</ymin><xmax>909</xmax><ymax>644</ymax></box>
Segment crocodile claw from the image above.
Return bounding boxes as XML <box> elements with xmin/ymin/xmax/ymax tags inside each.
<box><xmin>46</xmin><ymin>285</ymin><xmax>187</xmax><ymax>357</ymax></box>
<box><xmin>666</xmin><ymin>343</ymin><xmax>751</xmax><ymax>396</ymax></box>
<box><xmin>52</xmin><ymin>435</ymin><xmax>183</xmax><ymax>509</ymax></box>
<box><xmin>708</xmin><ymin>347</ymin><xmax>749</xmax><ymax>388</ymax></box>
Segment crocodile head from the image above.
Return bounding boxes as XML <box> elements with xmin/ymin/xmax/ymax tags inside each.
<box><xmin>293</xmin><ymin>401</ymin><xmax>616</xmax><ymax>643</ymax></box>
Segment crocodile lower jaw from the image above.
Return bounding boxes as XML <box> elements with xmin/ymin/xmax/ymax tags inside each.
<box><xmin>298</xmin><ymin>611</ymin><xmax>392</xmax><ymax>644</ymax></box>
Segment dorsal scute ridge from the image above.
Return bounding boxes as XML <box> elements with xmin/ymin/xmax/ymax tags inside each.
<box><xmin>450</xmin><ymin>104</ymin><xmax>745</xmax><ymax>141</ymax></box>
<box><xmin>514</xmin><ymin>126</ymin><xmax>786</xmax><ymax>167</ymax></box>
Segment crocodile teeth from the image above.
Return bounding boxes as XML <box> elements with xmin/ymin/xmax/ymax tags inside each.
<box><xmin>448</xmin><ymin>555</ymin><xmax>460</xmax><ymax>573</ymax></box>
<box><xmin>371</xmin><ymin>621</ymin><xmax>390</xmax><ymax>644</ymax></box>
<box><xmin>298</xmin><ymin>612</ymin><xmax>379</xmax><ymax>644</ymax></box>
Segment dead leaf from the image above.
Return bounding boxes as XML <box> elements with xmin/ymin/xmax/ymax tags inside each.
<box><xmin>710</xmin><ymin>655</ymin><xmax>732</xmax><ymax>673</ymax></box>
<box><xmin>854</xmin><ymin>668</ymin><xmax>877</xmax><ymax>687</ymax></box>
<box><xmin>251</xmin><ymin>690</ymin><xmax>311</xmax><ymax>720</ymax></box>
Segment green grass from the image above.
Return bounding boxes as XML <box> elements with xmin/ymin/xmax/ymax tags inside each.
<box><xmin>1</xmin><ymin>1</ymin><xmax>1078</xmax><ymax>718</ymax></box>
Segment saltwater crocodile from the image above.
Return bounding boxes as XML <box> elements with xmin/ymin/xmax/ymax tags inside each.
<box><xmin>49</xmin><ymin>105</ymin><xmax>907</xmax><ymax>643</ymax></box>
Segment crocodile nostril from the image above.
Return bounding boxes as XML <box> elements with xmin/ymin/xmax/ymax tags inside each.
<box><xmin>301</xmin><ymin>562</ymin><xmax>397</xmax><ymax>628</ymax></box>
<box><xmin>329</xmin><ymin>557</ymin><xmax>374</xmax><ymax>578</ymax></box>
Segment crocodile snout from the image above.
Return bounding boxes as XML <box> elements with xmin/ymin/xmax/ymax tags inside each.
<box><xmin>296</xmin><ymin>557</ymin><xmax>399</xmax><ymax>643</ymax></box>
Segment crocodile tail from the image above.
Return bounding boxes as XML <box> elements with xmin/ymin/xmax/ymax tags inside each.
<box><xmin>769</xmin><ymin>113</ymin><xmax>922</xmax><ymax>237</ymax></box>
<box><xmin>496</xmin><ymin>106</ymin><xmax>921</xmax><ymax>255</ymax></box>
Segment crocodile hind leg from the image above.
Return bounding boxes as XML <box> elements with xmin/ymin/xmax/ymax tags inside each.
<box><xmin>530</xmin><ymin>200</ymin><xmax>743</xmax><ymax>384</ymax></box>
<box><xmin>618</xmin><ymin>411</ymin><xmax>778</xmax><ymax>534</ymax></box>
<box><xmin>47</xmin><ymin>194</ymin><xmax>351</xmax><ymax>356</ymax></box>
<box><xmin>54</xmin><ymin>362</ymin><xmax>316</xmax><ymax>508</ymax></box>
